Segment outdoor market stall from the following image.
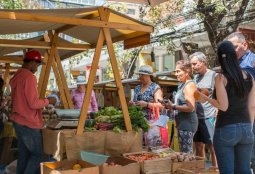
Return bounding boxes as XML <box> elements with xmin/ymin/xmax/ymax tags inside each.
<box><xmin>0</xmin><ymin>6</ymin><xmax>154</xmax><ymax>162</ymax></box>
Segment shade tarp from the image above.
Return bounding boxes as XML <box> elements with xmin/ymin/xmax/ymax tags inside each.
<box><xmin>0</xmin><ymin>6</ymin><xmax>153</xmax><ymax>61</ymax></box>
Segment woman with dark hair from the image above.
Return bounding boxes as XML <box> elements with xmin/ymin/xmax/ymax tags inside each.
<box><xmin>198</xmin><ymin>40</ymin><xmax>255</xmax><ymax>174</ymax></box>
<box><xmin>164</xmin><ymin>60</ymin><xmax>198</xmax><ymax>153</ymax></box>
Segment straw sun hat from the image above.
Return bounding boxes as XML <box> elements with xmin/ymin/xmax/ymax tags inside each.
<box><xmin>135</xmin><ymin>65</ymin><xmax>153</xmax><ymax>76</ymax></box>
<box><xmin>76</xmin><ymin>76</ymin><xmax>87</xmax><ymax>85</ymax></box>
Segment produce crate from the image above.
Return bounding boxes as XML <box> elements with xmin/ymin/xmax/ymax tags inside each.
<box><xmin>123</xmin><ymin>151</ymin><xmax>172</xmax><ymax>174</ymax></box>
<box><xmin>175</xmin><ymin>168</ymin><xmax>219</xmax><ymax>174</ymax></box>
<box><xmin>40</xmin><ymin>160</ymin><xmax>99</xmax><ymax>174</ymax></box>
<box><xmin>171</xmin><ymin>156</ymin><xmax>205</xmax><ymax>173</ymax></box>
<box><xmin>100</xmin><ymin>156</ymin><xmax>140</xmax><ymax>174</ymax></box>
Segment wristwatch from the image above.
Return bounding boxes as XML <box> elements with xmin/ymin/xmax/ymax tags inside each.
<box><xmin>172</xmin><ymin>104</ymin><xmax>176</xmax><ymax>110</ymax></box>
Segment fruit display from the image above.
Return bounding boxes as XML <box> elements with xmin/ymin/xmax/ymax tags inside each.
<box><xmin>72</xmin><ymin>163</ymin><xmax>82</xmax><ymax>170</ymax></box>
<box><xmin>171</xmin><ymin>152</ymin><xmax>197</xmax><ymax>162</ymax></box>
<box><xmin>103</xmin><ymin>162</ymin><xmax>121</xmax><ymax>167</ymax></box>
<box><xmin>152</xmin><ymin>148</ymin><xmax>176</xmax><ymax>158</ymax></box>
<box><xmin>125</xmin><ymin>153</ymin><xmax>159</xmax><ymax>162</ymax></box>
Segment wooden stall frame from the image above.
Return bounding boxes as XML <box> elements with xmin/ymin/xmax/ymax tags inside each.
<box><xmin>0</xmin><ymin>6</ymin><xmax>154</xmax><ymax>135</ymax></box>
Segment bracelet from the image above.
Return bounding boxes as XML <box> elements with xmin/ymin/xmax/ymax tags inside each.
<box><xmin>147</xmin><ymin>102</ymin><xmax>149</xmax><ymax>108</ymax></box>
<box><xmin>172</xmin><ymin>104</ymin><xmax>176</xmax><ymax>110</ymax></box>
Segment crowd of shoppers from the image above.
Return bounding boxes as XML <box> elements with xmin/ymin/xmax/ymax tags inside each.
<box><xmin>130</xmin><ymin>31</ymin><xmax>255</xmax><ymax>173</ymax></box>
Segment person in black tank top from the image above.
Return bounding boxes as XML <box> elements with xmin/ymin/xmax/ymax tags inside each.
<box><xmin>197</xmin><ymin>41</ymin><xmax>255</xmax><ymax>174</ymax></box>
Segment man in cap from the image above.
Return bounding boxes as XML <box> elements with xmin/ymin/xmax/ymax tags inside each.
<box><xmin>10</xmin><ymin>50</ymin><xmax>56</xmax><ymax>174</ymax></box>
<box><xmin>190</xmin><ymin>52</ymin><xmax>217</xmax><ymax>167</ymax></box>
<box><xmin>71</xmin><ymin>75</ymin><xmax>98</xmax><ymax>112</ymax></box>
<box><xmin>226</xmin><ymin>32</ymin><xmax>255</xmax><ymax>171</ymax></box>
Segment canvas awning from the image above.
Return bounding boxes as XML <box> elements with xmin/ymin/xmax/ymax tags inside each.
<box><xmin>0</xmin><ymin>6</ymin><xmax>154</xmax><ymax>134</ymax></box>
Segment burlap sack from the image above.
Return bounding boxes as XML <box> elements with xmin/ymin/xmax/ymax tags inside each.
<box><xmin>104</xmin><ymin>129</ymin><xmax>143</xmax><ymax>156</ymax></box>
<box><xmin>64</xmin><ymin>130</ymin><xmax>107</xmax><ymax>160</ymax></box>
<box><xmin>42</xmin><ymin>128</ymin><xmax>75</xmax><ymax>161</ymax></box>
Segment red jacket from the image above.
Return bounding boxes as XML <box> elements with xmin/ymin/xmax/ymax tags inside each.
<box><xmin>10</xmin><ymin>68</ymin><xmax>49</xmax><ymax>129</ymax></box>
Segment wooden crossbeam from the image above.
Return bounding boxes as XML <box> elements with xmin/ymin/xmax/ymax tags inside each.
<box><xmin>55</xmin><ymin>12</ymin><xmax>99</xmax><ymax>33</ymax></box>
<box><xmin>99</xmin><ymin>7</ymin><xmax>132</xmax><ymax>131</ymax></box>
<box><xmin>0</xmin><ymin>56</ymin><xmax>23</xmax><ymax>64</ymax></box>
<box><xmin>0</xmin><ymin>10</ymin><xmax>153</xmax><ymax>33</ymax></box>
<box><xmin>0</xmin><ymin>39</ymin><xmax>90</xmax><ymax>50</ymax></box>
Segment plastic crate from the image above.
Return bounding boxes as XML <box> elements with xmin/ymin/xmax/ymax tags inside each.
<box><xmin>80</xmin><ymin>151</ymin><xmax>109</xmax><ymax>165</ymax></box>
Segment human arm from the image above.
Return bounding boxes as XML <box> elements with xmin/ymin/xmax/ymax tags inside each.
<box><xmin>24</xmin><ymin>76</ymin><xmax>49</xmax><ymax>109</ymax></box>
<box><xmin>199</xmin><ymin>74</ymin><xmax>228</xmax><ymax>111</ymax></box>
<box><xmin>248</xmin><ymin>80</ymin><xmax>255</xmax><ymax>126</ymax></box>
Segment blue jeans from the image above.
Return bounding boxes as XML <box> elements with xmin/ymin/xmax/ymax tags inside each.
<box><xmin>213</xmin><ymin>123</ymin><xmax>254</xmax><ymax>174</ymax></box>
<box><xmin>251</xmin><ymin>124</ymin><xmax>255</xmax><ymax>168</ymax></box>
<box><xmin>13</xmin><ymin>122</ymin><xmax>43</xmax><ymax>174</ymax></box>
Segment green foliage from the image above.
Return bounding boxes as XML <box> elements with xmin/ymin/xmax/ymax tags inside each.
<box><xmin>0</xmin><ymin>0</ymin><xmax>24</xmax><ymax>9</ymax></box>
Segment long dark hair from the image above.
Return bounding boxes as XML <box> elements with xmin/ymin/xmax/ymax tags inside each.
<box><xmin>0</xmin><ymin>77</ymin><xmax>3</xmax><ymax>102</ymax></box>
<box><xmin>217</xmin><ymin>41</ymin><xmax>247</xmax><ymax>98</ymax></box>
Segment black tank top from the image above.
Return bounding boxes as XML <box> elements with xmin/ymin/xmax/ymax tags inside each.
<box><xmin>216</xmin><ymin>72</ymin><xmax>253</xmax><ymax>128</ymax></box>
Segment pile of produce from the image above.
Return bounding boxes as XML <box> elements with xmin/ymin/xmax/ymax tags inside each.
<box><xmin>102</xmin><ymin>162</ymin><xmax>121</xmax><ymax>167</ymax></box>
<box><xmin>152</xmin><ymin>148</ymin><xmax>176</xmax><ymax>158</ymax></box>
<box><xmin>125</xmin><ymin>153</ymin><xmax>159</xmax><ymax>162</ymax></box>
<box><xmin>170</xmin><ymin>152</ymin><xmax>197</xmax><ymax>162</ymax></box>
<box><xmin>94</xmin><ymin>106</ymin><xmax>150</xmax><ymax>132</ymax></box>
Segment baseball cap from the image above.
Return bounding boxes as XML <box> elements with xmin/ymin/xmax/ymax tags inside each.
<box><xmin>24</xmin><ymin>50</ymin><xmax>44</xmax><ymax>64</ymax></box>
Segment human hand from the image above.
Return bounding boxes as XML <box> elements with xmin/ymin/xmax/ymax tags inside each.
<box><xmin>47</xmin><ymin>96</ymin><xmax>57</xmax><ymax>105</ymax></box>
<box><xmin>128</xmin><ymin>100</ymin><xmax>135</xmax><ymax>106</ymax></box>
<box><xmin>135</xmin><ymin>100</ymin><xmax>148</xmax><ymax>108</ymax></box>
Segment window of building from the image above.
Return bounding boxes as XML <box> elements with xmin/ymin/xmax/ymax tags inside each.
<box><xmin>127</xmin><ymin>8</ymin><xmax>136</xmax><ymax>15</ymax></box>
<box><xmin>81</xmin><ymin>0</ymin><xmax>95</xmax><ymax>5</ymax></box>
<box><xmin>155</xmin><ymin>56</ymin><xmax>159</xmax><ymax>72</ymax></box>
<box><xmin>163</xmin><ymin>54</ymin><xmax>175</xmax><ymax>71</ymax></box>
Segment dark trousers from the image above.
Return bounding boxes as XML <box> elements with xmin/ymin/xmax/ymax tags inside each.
<box><xmin>13</xmin><ymin>122</ymin><xmax>43</xmax><ymax>174</ymax></box>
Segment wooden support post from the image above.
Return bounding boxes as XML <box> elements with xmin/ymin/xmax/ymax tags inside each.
<box><xmin>76</xmin><ymin>30</ymin><xmax>105</xmax><ymax>135</ymax></box>
<box><xmin>54</xmin><ymin>51</ymin><xmax>74</xmax><ymax>109</ymax></box>
<box><xmin>98</xmin><ymin>7</ymin><xmax>132</xmax><ymax>131</ymax></box>
<box><xmin>3</xmin><ymin>63</ymin><xmax>10</xmax><ymax>94</ymax></box>
<box><xmin>39</xmin><ymin>33</ymin><xmax>58</xmax><ymax>98</ymax></box>
<box><xmin>52</xmin><ymin>60</ymin><xmax>69</xmax><ymax>109</ymax></box>
<box><xmin>38</xmin><ymin>52</ymin><xmax>48</xmax><ymax>94</ymax></box>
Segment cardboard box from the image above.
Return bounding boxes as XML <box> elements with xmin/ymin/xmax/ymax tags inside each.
<box><xmin>100</xmin><ymin>156</ymin><xmax>140</xmax><ymax>174</ymax></box>
<box><xmin>123</xmin><ymin>152</ymin><xmax>172</xmax><ymax>174</ymax></box>
<box><xmin>176</xmin><ymin>168</ymin><xmax>219</xmax><ymax>174</ymax></box>
<box><xmin>41</xmin><ymin>160</ymin><xmax>99</xmax><ymax>174</ymax></box>
<box><xmin>171</xmin><ymin>156</ymin><xmax>205</xmax><ymax>172</ymax></box>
